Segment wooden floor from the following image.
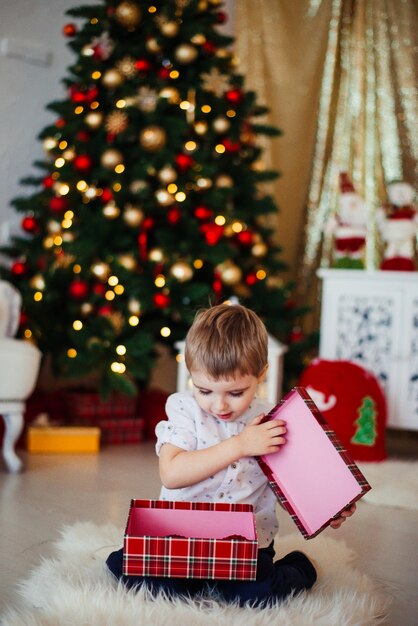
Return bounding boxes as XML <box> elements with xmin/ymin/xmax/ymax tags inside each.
<box><xmin>1</xmin><ymin>432</ymin><xmax>418</xmax><ymax>625</ymax></box>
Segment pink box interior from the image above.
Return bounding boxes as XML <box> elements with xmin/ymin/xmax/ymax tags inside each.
<box><xmin>260</xmin><ymin>390</ymin><xmax>363</xmax><ymax>536</ymax></box>
<box><xmin>127</xmin><ymin>507</ymin><xmax>257</xmax><ymax>541</ymax></box>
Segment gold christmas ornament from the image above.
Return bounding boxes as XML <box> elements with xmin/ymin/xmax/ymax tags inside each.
<box><xmin>155</xmin><ymin>189</ymin><xmax>175</xmax><ymax>206</ymax></box>
<box><xmin>123</xmin><ymin>204</ymin><xmax>144</xmax><ymax>227</ymax></box>
<box><xmin>149</xmin><ymin>247</ymin><xmax>164</xmax><ymax>262</ymax></box>
<box><xmin>92</xmin><ymin>262</ymin><xmax>111</xmax><ymax>280</ymax></box>
<box><xmin>105</xmin><ymin>110</ymin><xmax>128</xmax><ymax>134</ymax></box>
<box><xmin>216</xmin><ymin>261</ymin><xmax>242</xmax><ymax>286</ymax></box>
<box><xmin>139</xmin><ymin>125</ymin><xmax>167</xmax><ymax>151</ymax></box>
<box><xmin>101</xmin><ymin>148</ymin><xmax>123</xmax><ymax>169</ymax></box>
<box><xmin>102</xmin><ymin>68</ymin><xmax>125</xmax><ymax>89</ymax></box>
<box><xmin>108</xmin><ymin>311</ymin><xmax>124</xmax><ymax>333</ymax></box>
<box><xmin>196</xmin><ymin>177</ymin><xmax>213</xmax><ymax>190</ymax></box>
<box><xmin>114</xmin><ymin>1</ymin><xmax>142</xmax><ymax>28</ymax></box>
<box><xmin>212</xmin><ymin>116</ymin><xmax>230</xmax><ymax>133</ymax></box>
<box><xmin>170</xmin><ymin>260</ymin><xmax>194</xmax><ymax>282</ymax></box>
<box><xmin>117</xmin><ymin>253</ymin><xmax>137</xmax><ymax>270</ymax></box>
<box><xmin>158</xmin><ymin>165</ymin><xmax>177</xmax><ymax>184</ymax></box>
<box><xmin>29</xmin><ymin>274</ymin><xmax>45</xmax><ymax>290</ymax></box>
<box><xmin>102</xmin><ymin>202</ymin><xmax>121</xmax><ymax>219</ymax></box>
<box><xmin>136</xmin><ymin>86</ymin><xmax>158</xmax><ymax>112</ymax></box>
<box><xmin>116</xmin><ymin>56</ymin><xmax>137</xmax><ymax>78</ymax></box>
<box><xmin>174</xmin><ymin>43</ymin><xmax>198</xmax><ymax>64</ymax></box>
<box><xmin>194</xmin><ymin>120</ymin><xmax>208</xmax><ymax>135</ymax></box>
<box><xmin>191</xmin><ymin>33</ymin><xmax>206</xmax><ymax>45</ymax></box>
<box><xmin>201</xmin><ymin>67</ymin><xmax>230</xmax><ymax>96</ymax></box>
<box><xmin>159</xmin><ymin>86</ymin><xmax>180</xmax><ymax>104</ymax></box>
<box><xmin>85</xmin><ymin>111</ymin><xmax>103</xmax><ymax>129</ymax></box>
<box><xmin>130</xmin><ymin>179</ymin><xmax>148</xmax><ymax>194</ymax></box>
<box><xmin>62</xmin><ymin>148</ymin><xmax>75</xmax><ymax>161</ymax></box>
<box><xmin>197</xmin><ymin>0</ymin><xmax>209</xmax><ymax>10</ymax></box>
<box><xmin>252</xmin><ymin>242</ymin><xmax>268</xmax><ymax>257</ymax></box>
<box><xmin>47</xmin><ymin>220</ymin><xmax>61</xmax><ymax>234</ymax></box>
<box><xmin>216</xmin><ymin>174</ymin><xmax>234</xmax><ymax>188</ymax></box>
<box><xmin>80</xmin><ymin>302</ymin><xmax>94</xmax><ymax>315</ymax></box>
<box><xmin>146</xmin><ymin>37</ymin><xmax>162</xmax><ymax>53</ymax></box>
<box><xmin>128</xmin><ymin>297</ymin><xmax>141</xmax><ymax>313</ymax></box>
<box><xmin>160</xmin><ymin>20</ymin><xmax>180</xmax><ymax>37</ymax></box>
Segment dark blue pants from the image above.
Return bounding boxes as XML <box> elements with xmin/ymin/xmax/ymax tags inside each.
<box><xmin>106</xmin><ymin>543</ymin><xmax>317</xmax><ymax>607</ymax></box>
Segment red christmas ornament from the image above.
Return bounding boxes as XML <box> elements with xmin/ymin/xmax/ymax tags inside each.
<box><xmin>167</xmin><ymin>207</ymin><xmax>181</xmax><ymax>224</ymax></box>
<box><xmin>49</xmin><ymin>196</ymin><xmax>69</xmax><ymax>213</ymax></box>
<box><xmin>245</xmin><ymin>272</ymin><xmax>257</xmax><ymax>286</ymax></box>
<box><xmin>69</xmin><ymin>85</ymin><xmax>86</xmax><ymax>103</ymax></box>
<box><xmin>55</xmin><ymin>118</ymin><xmax>66</xmax><ymax>128</ymax></box>
<box><xmin>200</xmin><ymin>223</ymin><xmax>224</xmax><ymax>246</ymax></box>
<box><xmin>98</xmin><ymin>304</ymin><xmax>113</xmax><ymax>316</ymax></box>
<box><xmin>202</xmin><ymin>40</ymin><xmax>216</xmax><ymax>54</ymax></box>
<box><xmin>19</xmin><ymin>311</ymin><xmax>29</xmax><ymax>327</ymax></box>
<box><xmin>215</xmin><ymin>11</ymin><xmax>228</xmax><ymax>23</ymax></box>
<box><xmin>135</xmin><ymin>58</ymin><xmax>152</xmax><ymax>72</ymax></box>
<box><xmin>42</xmin><ymin>175</ymin><xmax>55</xmax><ymax>189</ymax></box>
<box><xmin>69</xmin><ymin>279</ymin><xmax>89</xmax><ymax>300</ymax></box>
<box><xmin>237</xmin><ymin>230</ymin><xmax>253</xmax><ymax>245</ymax></box>
<box><xmin>93</xmin><ymin>283</ymin><xmax>106</xmax><ymax>296</ymax></box>
<box><xmin>143</xmin><ymin>217</ymin><xmax>154</xmax><ymax>230</ymax></box>
<box><xmin>77</xmin><ymin>130</ymin><xmax>90</xmax><ymax>142</ymax></box>
<box><xmin>225</xmin><ymin>88</ymin><xmax>244</xmax><ymax>105</ymax></box>
<box><xmin>85</xmin><ymin>86</ymin><xmax>99</xmax><ymax>102</ymax></box>
<box><xmin>175</xmin><ymin>153</ymin><xmax>194</xmax><ymax>172</ymax></box>
<box><xmin>62</xmin><ymin>23</ymin><xmax>77</xmax><ymax>37</ymax></box>
<box><xmin>289</xmin><ymin>326</ymin><xmax>304</xmax><ymax>343</ymax></box>
<box><xmin>153</xmin><ymin>293</ymin><xmax>171</xmax><ymax>309</ymax></box>
<box><xmin>222</xmin><ymin>138</ymin><xmax>241</xmax><ymax>153</ymax></box>
<box><xmin>158</xmin><ymin>67</ymin><xmax>171</xmax><ymax>80</ymax></box>
<box><xmin>101</xmin><ymin>188</ymin><xmax>114</xmax><ymax>203</ymax></box>
<box><xmin>74</xmin><ymin>154</ymin><xmax>93</xmax><ymax>172</ymax></box>
<box><xmin>194</xmin><ymin>205</ymin><xmax>213</xmax><ymax>220</ymax></box>
<box><xmin>11</xmin><ymin>260</ymin><xmax>28</xmax><ymax>277</ymax></box>
<box><xmin>21</xmin><ymin>216</ymin><xmax>39</xmax><ymax>233</ymax></box>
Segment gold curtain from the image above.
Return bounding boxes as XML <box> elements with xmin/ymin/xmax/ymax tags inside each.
<box><xmin>235</xmin><ymin>0</ymin><xmax>417</xmax><ymax>291</ymax></box>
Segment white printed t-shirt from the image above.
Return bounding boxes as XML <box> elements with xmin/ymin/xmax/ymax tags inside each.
<box><xmin>155</xmin><ymin>391</ymin><xmax>278</xmax><ymax>549</ymax></box>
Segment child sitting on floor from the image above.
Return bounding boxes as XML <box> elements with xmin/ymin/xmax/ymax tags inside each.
<box><xmin>107</xmin><ymin>303</ymin><xmax>355</xmax><ymax>605</ymax></box>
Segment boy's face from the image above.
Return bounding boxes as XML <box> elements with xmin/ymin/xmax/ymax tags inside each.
<box><xmin>190</xmin><ymin>369</ymin><xmax>265</xmax><ymax>422</ymax></box>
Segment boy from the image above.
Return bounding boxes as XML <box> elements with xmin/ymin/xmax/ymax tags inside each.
<box><xmin>107</xmin><ymin>303</ymin><xmax>355</xmax><ymax>605</ymax></box>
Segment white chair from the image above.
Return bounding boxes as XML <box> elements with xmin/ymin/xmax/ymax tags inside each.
<box><xmin>0</xmin><ymin>281</ymin><xmax>42</xmax><ymax>472</ymax></box>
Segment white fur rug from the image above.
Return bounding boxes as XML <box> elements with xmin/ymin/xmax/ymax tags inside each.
<box><xmin>359</xmin><ymin>460</ymin><xmax>418</xmax><ymax>510</ymax></box>
<box><xmin>2</xmin><ymin>522</ymin><xmax>390</xmax><ymax>626</ymax></box>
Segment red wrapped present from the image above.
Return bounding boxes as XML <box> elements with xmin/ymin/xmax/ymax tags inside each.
<box><xmin>65</xmin><ymin>390</ymin><xmax>137</xmax><ymax>424</ymax></box>
<box><xmin>100</xmin><ymin>417</ymin><xmax>145</xmax><ymax>445</ymax></box>
<box><xmin>256</xmin><ymin>387</ymin><xmax>371</xmax><ymax>540</ymax></box>
<box><xmin>123</xmin><ymin>500</ymin><xmax>258</xmax><ymax>580</ymax></box>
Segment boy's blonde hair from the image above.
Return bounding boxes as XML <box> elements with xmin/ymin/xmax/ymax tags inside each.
<box><xmin>185</xmin><ymin>303</ymin><xmax>268</xmax><ymax>379</ymax></box>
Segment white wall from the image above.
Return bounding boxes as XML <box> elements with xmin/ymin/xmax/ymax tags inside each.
<box><xmin>0</xmin><ymin>0</ymin><xmax>235</xmax><ymax>247</ymax></box>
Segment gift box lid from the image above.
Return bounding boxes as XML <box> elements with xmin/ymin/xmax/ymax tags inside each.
<box><xmin>123</xmin><ymin>499</ymin><xmax>258</xmax><ymax>580</ymax></box>
<box><xmin>256</xmin><ymin>387</ymin><xmax>371</xmax><ymax>539</ymax></box>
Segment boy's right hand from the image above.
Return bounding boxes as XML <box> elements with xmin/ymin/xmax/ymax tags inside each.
<box><xmin>237</xmin><ymin>413</ymin><xmax>286</xmax><ymax>457</ymax></box>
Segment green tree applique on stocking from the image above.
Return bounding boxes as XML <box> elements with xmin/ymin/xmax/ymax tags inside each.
<box><xmin>351</xmin><ymin>396</ymin><xmax>377</xmax><ymax>446</ymax></box>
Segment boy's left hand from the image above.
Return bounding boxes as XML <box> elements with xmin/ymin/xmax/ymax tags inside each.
<box><xmin>329</xmin><ymin>503</ymin><xmax>356</xmax><ymax>529</ymax></box>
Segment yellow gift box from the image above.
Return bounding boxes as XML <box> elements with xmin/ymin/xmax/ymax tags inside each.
<box><xmin>27</xmin><ymin>426</ymin><xmax>100</xmax><ymax>453</ymax></box>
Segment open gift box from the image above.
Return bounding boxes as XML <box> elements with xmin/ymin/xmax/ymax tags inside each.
<box><xmin>123</xmin><ymin>500</ymin><xmax>258</xmax><ymax>580</ymax></box>
<box><xmin>256</xmin><ymin>387</ymin><xmax>372</xmax><ymax>539</ymax></box>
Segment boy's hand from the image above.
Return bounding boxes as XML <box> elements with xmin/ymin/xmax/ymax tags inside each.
<box><xmin>329</xmin><ymin>503</ymin><xmax>357</xmax><ymax>529</ymax></box>
<box><xmin>237</xmin><ymin>413</ymin><xmax>286</xmax><ymax>457</ymax></box>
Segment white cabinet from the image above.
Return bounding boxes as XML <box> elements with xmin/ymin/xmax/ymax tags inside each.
<box><xmin>317</xmin><ymin>269</ymin><xmax>418</xmax><ymax>430</ymax></box>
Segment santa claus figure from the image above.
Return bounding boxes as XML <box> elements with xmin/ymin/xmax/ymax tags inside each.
<box><xmin>376</xmin><ymin>181</ymin><xmax>418</xmax><ymax>271</ymax></box>
<box><xmin>325</xmin><ymin>172</ymin><xmax>367</xmax><ymax>268</ymax></box>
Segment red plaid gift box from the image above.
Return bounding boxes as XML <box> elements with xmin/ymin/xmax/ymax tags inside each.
<box><xmin>256</xmin><ymin>387</ymin><xmax>371</xmax><ymax>539</ymax></box>
<box><xmin>123</xmin><ymin>500</ymin><xmax>258</xmax><ymax>580</ymax></box>
<box><xmin>100</xmin><ymin>417</ymin><xmax>145</xmax><ymax>445</ymax></box>
<box><xmin>65</xmin><ymin>390</ymin><xmax>137</xmax><ymax>424</ymax></box>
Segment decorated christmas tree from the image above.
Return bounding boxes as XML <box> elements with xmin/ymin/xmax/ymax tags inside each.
<box><xmin>0</xmin><ymin>0</ymin><xmax>312</xmax><ymax>396</ymax></box>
